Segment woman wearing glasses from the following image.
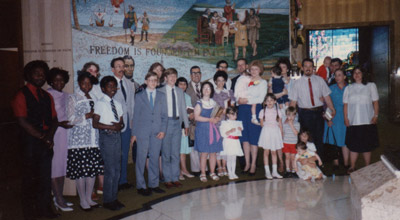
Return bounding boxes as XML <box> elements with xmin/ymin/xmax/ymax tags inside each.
<box><xmin>66</xmin><ymin>71</ymin><xmax>104</xmax><ymax>211</ymax></box>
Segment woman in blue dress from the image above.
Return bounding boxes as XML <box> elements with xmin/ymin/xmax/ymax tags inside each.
<box><xmin>194</xmin><ymin>82</ymin><xmax>223</xmax><ymax>182</ymax></box>
<box><xmin>323</xmin><ymin>69</ymin><xmax>349</xmax><ymax>168</ymax></box>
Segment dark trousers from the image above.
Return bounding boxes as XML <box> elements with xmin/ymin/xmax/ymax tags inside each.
<box><xmin>298</xmin><ymin>107</ymin><xmax>325</xmax><ymax>158</ymax></box>
<box><xmin>21</xmin><ymin>135</ymin><xmax>53</xmax><ymax>218</ymax></box>
<box><xmin>99</xmin><ymin>130</ymin><xmax>121</xmax><ymax>203</ymax></box>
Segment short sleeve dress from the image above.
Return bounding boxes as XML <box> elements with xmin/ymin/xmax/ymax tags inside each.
<box><xmin>257</xmin><ymin>107</ymin><xmax>283</xmax><ymax>150</ymax></box>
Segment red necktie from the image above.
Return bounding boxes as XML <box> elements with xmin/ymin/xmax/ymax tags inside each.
<box><xmin>308</xmin><ymin>78</ymin><xmax>315</xmax><ymax>106</ymax></box>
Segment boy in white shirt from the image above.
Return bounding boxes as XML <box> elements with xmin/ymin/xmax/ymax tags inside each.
<box><xmin>93</xmin><ymin>76</ymin><xmax>124</xmax><ymax>211</ymax></box>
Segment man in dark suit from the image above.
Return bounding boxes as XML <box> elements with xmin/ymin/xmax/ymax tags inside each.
<box><xmin>159</xmin><ymin>68</ymin><xmax>189</xmax><ymax>188</ymax></box>
<box><xmin>131</xmin><ymin>72</ymin><xmax>168</xmax><ymax>196</ymax></box>
<box><xmin>185</xmin><ymin>66</ymin><xmax>203</xmax><ymax>174</ymax></box>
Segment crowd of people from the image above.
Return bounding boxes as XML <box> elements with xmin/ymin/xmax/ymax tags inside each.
<box><xmin>12</xmin><ymin>55</ymin><xmax>379</xmax><ymax>219</ymax></box>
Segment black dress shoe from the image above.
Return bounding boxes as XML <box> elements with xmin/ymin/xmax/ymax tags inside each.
<box><xmin>103</xmin><ymin>201</ymin><xmax>121</xmax><ymax>211</ymax></box>
<box><xmin>137</xmin><ymin>188</ymin><xmax>152</xmax><ymax>196</ymax></box>
<box><xmin>118</xmin><ymin>183</ymin><xmax>133</xmax><ymax>191</ymax></box>
<box><xmin>91</xmin><ymin>203</ymin><xmax>102</xmax><ymax>208</ymax></box>
<box><xmin>115</xmin><ymin>200</ymin><xmax>125</xmax><ymax>209</ymax></box>
<box><xmin>79</xmin><ymin>206</ymin><xmax>92</xmax><ymax>212</ymax></box>
<box><xmin>248</xmin><ymin>172</ymin><xmax>255</xmax><ymax>176</ymax></box>
<box><xmin>150</xmin><ymin>187</ymin><xmax>166</xmax><ymax>193</ymax></box>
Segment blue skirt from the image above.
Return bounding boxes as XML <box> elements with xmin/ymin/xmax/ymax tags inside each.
<box><xmin>237</xmin><ymin>104</ymin><xmax>262</xmax><ymax>146</ymax></box>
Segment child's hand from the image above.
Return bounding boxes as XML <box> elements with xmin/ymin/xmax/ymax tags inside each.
<box><xmin>318</xmin><ymin>161</ymin><xmax>323</xmax><ymax>166</ymax></box>
<box><xmin>230</xmin><ymin>128</ymin><xmax>236</xmax><ymax>132</ymax></box>
<box><xmin>112</xmin><ymin>121</ymin><xmax>123</xmax><ymax>131</ymax></box>
<box><xmin>156</xmin><ymin>132</ymin><xmax>165</xmax><ymax>139</ymax></box>
<box><xmin>130</xmin><ymin>136</ymin><xmax>136</xmax><ymax>145</ymax></box>
<box><xmin>59</xmin><ymin>120</ymin><xmax>73</xmax><ymax>129</ymax></box>
<box><xmin>238</xmin><ymin>127</ymin><xmax>243</xmax><ymax>131</ymax></box>
<box><xmin>85</xmin><ymin>110</ymin><xmax>94</xmax><ymax>119</ymax></box>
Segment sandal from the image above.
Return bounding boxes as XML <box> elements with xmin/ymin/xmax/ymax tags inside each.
<box><xmin>210</xmin><ymin>173</ymin><xmax>220</xmax><ymax>181</ymax></box>
<box><xmin>200</xmin><ymin>174</ymin><xmax>207</xmax><ymax>182</ymax></box>
<box><xmin>217</xmin><ymin>168</ymin><xmax>224</xmax><ymax>177</ymax></box>
<box><xmin>347</xmin><ymin>167</ymin><xmax>355</xmax><ymax>175</ymax></box>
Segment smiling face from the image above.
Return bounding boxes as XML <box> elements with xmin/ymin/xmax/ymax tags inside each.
<box><xmin>302</xmin><ymin>60</ymin><xmax>314</xmax><ymax>77</ymax></box>
<box><xmin>215</xmin><ymin>76</ymin><xmax>226</xmax><ymax>90</ymax></box>
<box><xmin>51</xmin><ymin>74</ymin><xmax>66</xmax><ymax>92</ymax></box>
<box><xmin>102</xmin><ymin>80</ymin><xmax>117</xmax><ymax>98</ymax></box>
<box><xmin>353</xmin><ymin>68</ymin><xmax>363</xmax><ymax>83</ymax></box>
<box><xmin>217</xmin><ymin>63</ymin><xmax>228</xmax><ymax>72</ymax></box>
<box><xmin>250</xmin><ymin>65</ymin><xmax>261</xmax><ymax>78</ymax></box>
<box><xmin>330</xmin><ymin>61</ymin><xmax>341</xmax><ymax>73</ymax></box>
<box><xmin>334</xmin><ymin>70</ymin><xmax>346</xmax><ymax>84</ymax></box>
<box><xmin>145</xmin><ymin>75</ymin><xmax>158</xmax><ymax>90</ymax></box>
<box><xmin>300</xmin><ymin>133</ymin><xmax>309</xmax><ymax>143</ymax></box>
<box><xmin>165</xmin><ymin>73</ymin><xmax>177</xmax><ymax>87</ymax></box>
<box><xmin>177</xmin><ymin>81</ymin><xmax>187</xmax><ymax>91</ymax></box>
<box><xmin>265</xmin><ymin>96</ymin><xmax>276</xmax><ymax>109</ymax></box>
<box><xmin>154</xmin><ymin>65</ymin><xmax>163</xmax><ymax>78</ymax></box>
<box><xmin>190</xmin><ymin>68</ymin><xmax>201</xmax><ymax>83</ymax></box>
<box><xmin>78</xmin><ymin>77</ymin><xmax>93</xmax><ymax>95</ymax></box>
<box><xmin>112</xmin><ymin>60</ymin><xmax>125</xmax><ymax>79</ymax></box>
<box><xmin>201</xmin><ymin>83</ymin><xmax>212</xmax><ymax>98</ymax></box>
<box><xmin>279</xmin><ymin>63</ymin><xmax>288</xmax><ymax>75</ymax></box>
<box><xmin>237</xmin><ymin>60</ymin><xmax>247</xmax><ymax>74</ymax></box>
<box><xmin>227</xmin><ymin>112</ymin><xmax>237</xmax><ymax>120</ymax></box>
<box><xmin>29</xmin><ymin>68</ymin><xmax>46</xmax><ymax>87</ymax></box>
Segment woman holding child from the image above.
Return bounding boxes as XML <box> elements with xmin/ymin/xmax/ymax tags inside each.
<box><xmin>235</xmin><ymin>60</ymin><xmax>268</xmax><ymax>175</ymax></box>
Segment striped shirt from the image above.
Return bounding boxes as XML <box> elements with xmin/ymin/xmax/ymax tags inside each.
<box><xmin>283</xmin><ymin>121</ymin><xmax>300</xmax><ymax>144</ymax></box>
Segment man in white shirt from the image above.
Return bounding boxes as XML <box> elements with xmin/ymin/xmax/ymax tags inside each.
<box><xmin>158</xmin><ymin>68</ymin><xmax>189</xmax><ymax>188</ymax></box>
<box><xmin>110</xmin><ymin>57</ymin><xmax>135</xmax><ymax>190</ymax></box>
<box><xmin>289</xmin><ymin>58</ymin><xmax>336</xmax><ymax>159</ymax></box>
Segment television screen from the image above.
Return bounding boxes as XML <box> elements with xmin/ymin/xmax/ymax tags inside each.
<box><xmin>308</xmin><ymin>28</ymin><xmax>359</xmax><ymax>68</ymax></box>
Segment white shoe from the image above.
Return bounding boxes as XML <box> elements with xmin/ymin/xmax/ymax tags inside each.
<box><xmin>233</xmin><ymin>174</ymin><xmax>239</xmax><ymax>179</ymax></box>
<box><xmin>272</xmin><ymin>172</ymin><xmax>283</xmax><ymax>179</ymax></box>
<box><xmin>54</xmin><ymin>199</ymin><xmax>73</xmax><ymax>212</ymax></box>
<box><xmin>179</xmin><ymin>175</ymin><xmax>185</xmax><ymax>181</ymax></box>
<box><xmin>229</xmin><ymin>175</ymin><xmax>235</xmax><ymax>180</ymax></box>
<box><xmin>265</xmin><ymin>173</ymin><xmax>273</xmax><ymax>180</ymax></box>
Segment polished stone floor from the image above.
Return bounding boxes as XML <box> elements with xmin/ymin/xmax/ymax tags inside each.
<box><xmin>122</xmin><ymin>176</ymin><xmax>352</xmax><ymax>220</ymax></box>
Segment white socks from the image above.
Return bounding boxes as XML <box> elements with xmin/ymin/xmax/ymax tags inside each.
<box><xmin>264</xmin><ymin>165</ymin><xmax>272</xmax><ymax>179</ymax></box>
<box><xmin>76</xmin><ymin>177</ymin><xmax>97</xmax><ymax>209</ymax></box>
<box><xmin>227</xmin><ymin>156</ymin><xmax>238</xmax><ymax>180</ymax></box>
<box><xmin>272</xmin><ymin>164</ymin><xmax>282</xmax><ymax>179</ymax></box>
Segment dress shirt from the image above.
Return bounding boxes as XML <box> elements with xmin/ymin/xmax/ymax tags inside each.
<box><xmin>165</xmin><ymin>85</ymin><xmax>180</xmax><ymax>117</ymax></box>
<box><xmin>94</xmin><ymin>95</ymin><xmax>123</xmax><ymax>125</ymax></box>
<box><xmin>289</xmin><ymin>75</ymin><xmax>331</xmax><ymax>108</ymax></box>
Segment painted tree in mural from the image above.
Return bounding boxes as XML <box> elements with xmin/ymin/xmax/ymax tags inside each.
<box><xmin>72</xmin><ymin>0</ymin><xmax>80</xmax><ymax>30</ymax></box>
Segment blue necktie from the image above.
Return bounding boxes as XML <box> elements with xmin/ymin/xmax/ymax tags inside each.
<box><xmin>149</xmin><ymin>92</ymin><xmax>154</xmax><ymax>110</ymax></box>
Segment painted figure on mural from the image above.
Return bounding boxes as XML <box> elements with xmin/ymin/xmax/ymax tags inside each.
<box><xmin>138</xmin><ymin>11</ymin><xmax>150</xmax><ymax>42</ymax></box>
<box><xmin>230</xmin><ymin>10</ymin><xmax>248</xmax><ymax>60</ymax></box>
<box><xmin>124</xmin><ymin>5</ymin><xmax>138</xmax><ymax>45</ymax></box>
<box><xmin>200</xmin><ymin>8</ymin><xmax>213</xmax><ymax>44</ymax></box>
<box><xmin>224</xmin><ymin>0</ymin><xmax>235</xmax><ymax>22</ymax></box>
<box><xmin>247</xmin><ymin>8</ymin><xmax>261</xmax><ymax>57</ymax></box>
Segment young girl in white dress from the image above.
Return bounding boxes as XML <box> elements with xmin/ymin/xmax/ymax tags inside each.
<box><xmin>258</xmin><ymin>93</ymin><xmax>283</xmax><ymax>179</ymax></box>
<box><xmin>220</xmin><ymin>107</ymin><xmax>244</xmax><ymax>180</ymax></box>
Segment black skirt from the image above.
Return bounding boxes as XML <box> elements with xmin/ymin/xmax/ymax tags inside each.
<box><xmin>66</xmin><ymin>147</ymin><xmax>104</xmax><ymax>179</ymax></box>
<box><xmin>345</xmin><ymin>124</ymin><xmax>378</xmax><ymax>153</ymax></box>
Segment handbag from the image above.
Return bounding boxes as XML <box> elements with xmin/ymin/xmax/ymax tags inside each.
<box><xmin>323</xmin><ymin>127</ymin><xmax>341</xmax><ymax>162</ymax></box>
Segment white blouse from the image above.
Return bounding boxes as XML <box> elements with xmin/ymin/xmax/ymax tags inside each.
<box><xmin>247</xmin><ymin>79</ymin><xmax>268</xmax><ymax>105</ymax></box>
<box><xmin>343</xmin><ymin>82</ymin><xmax>379</xmax><ymax>126</ymax></box>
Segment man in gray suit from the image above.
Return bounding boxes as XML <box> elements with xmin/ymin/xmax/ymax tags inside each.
<box><xmin>110</xmin><ymin>57</ymin><xmax>136</xmax><ymax>190</ymax></box>
<box><xmin>159</xmin><ymin>68</ymin><xmax>189</xmax><ymax>188</ymax></box>
<box><xmin>131</xmin><ymin>72</ymin><xmax>168</xmax><ymax>196</ymax></box>
<box><xmin>185</xmin><ymin>66</ymin><xmax>203</xmax><ymax>175</ymax></box>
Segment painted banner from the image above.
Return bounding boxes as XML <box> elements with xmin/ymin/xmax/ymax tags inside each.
<box><xmin>71</xmin><ymin>0</ymin><xmax>289</xmax><ymax>86</ymax></box>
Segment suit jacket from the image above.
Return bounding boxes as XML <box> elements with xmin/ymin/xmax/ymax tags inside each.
<box><xmin>186</xmin><ymin>81</ymin><xmax>200</xmax><ymax>107</ymax></box>
<box><xmin>158</xmin><ymin>85</ymin><xmax>189</xmax><ymax>129</ymax></box>
<box><xmin>113</xmin><ymin>76</ymin><xmax>135</xmax><ymax>132</ymax></box>
<box><xmin>131</xmin><ymin>89</ymin><xmax>168</xmax><ymax>138</ymax></box>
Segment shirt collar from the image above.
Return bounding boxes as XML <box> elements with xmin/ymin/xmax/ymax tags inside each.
<box><xmin>103</xmin><ymin>95</ymin><xmax>112</xmax><ymax>102</ymax></box>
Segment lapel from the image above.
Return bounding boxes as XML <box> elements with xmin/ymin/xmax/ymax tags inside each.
<box><xmin>140</xmin><ymin>90</ymin><xmax>152</xmax><ymax>111</ymax></box>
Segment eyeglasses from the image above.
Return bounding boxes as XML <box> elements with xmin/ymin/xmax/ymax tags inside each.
<box><xmin>191</xmin><ymin>72</ymin><xmax>201</xmax><ymax>75</ymax></box>
<box><xmin>124</xmin><ymin>65</ymin><xmax>135</xmax><ymax>68</ymax></box>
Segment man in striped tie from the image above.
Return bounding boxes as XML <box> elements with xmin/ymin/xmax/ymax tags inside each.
<box><xmin>93</xmin><ymin>76</ymin><xmax>125</xmax><ymax>211</ymax></box>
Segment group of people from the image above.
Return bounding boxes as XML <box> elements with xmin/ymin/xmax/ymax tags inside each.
<box><xmin>13</xmin><ymin>54</ymin><xmax>379</xmax><ymax>219</ymax></box>
<box><xmin>199</xmin><ymin>0</ymin><xmax>260</xmax><ymax>59</ymax></box>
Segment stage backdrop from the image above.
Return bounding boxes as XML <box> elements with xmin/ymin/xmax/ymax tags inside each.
<box><xmin>71</xmin><ymin>0</ymin><xmax>289</xmax><ymax>86</ymax></box>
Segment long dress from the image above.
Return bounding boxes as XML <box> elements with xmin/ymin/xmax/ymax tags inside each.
<box><xmin>48</xmin><ymin>88</ymin><xmax>69</xmax><ymax>178</ymax></box>
<box><xmin>66</xmin><ymin>89</ymin><xmax>103</xmax><ymax>180</ymax></box>
<box><xmin>180</xmin><ymin>93</ymin><xmax>192</xmax><ymax>154</ymax></box>
<box><xmin>194</xmin><ymin>100</ymin><xmax>223</xmax><ymax>153</ymax></box>
<box><xmin>323</xmin><ymin>84</ymin><xmax>347</xmax><ymax>147</ymax></box>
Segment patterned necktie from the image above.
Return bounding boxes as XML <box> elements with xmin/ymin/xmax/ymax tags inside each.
<box><xmin>120</xmin><ymin>80</ymin><xmax>127</xmax><ymax>101</ymax></box>
<box><xmin>195</xmin><ymin>83</ymin><xmax>201</xmax><ymax>99</ymax></box>
<box><xmin>172</xmin><ymin>88</ymin><xmax>177</xmax><ymax>118</ymax></box>
<box><xmin>308</xmin><ymin>78</ymin><xmax>315</xmax><ymax>106</ymax></box>
<box><xmin>149</xmin><ymin>91</ymin><xmax>154</xmax><ymax>110</ymax></box>
<box><xmin>110</xmin><ymin>99</ymin><xmax>119</xmax><ymax>121</ymax></box>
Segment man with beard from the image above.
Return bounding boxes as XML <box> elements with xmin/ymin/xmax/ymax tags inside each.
<box><xmin>123</xmin><ymin>55</ymin><xmax>140</xmax><ymax>92</ymax></box>
<box><xmin>110</xmin><ymin>57</ymin><xmax>135</xmax><ymax>191</ymax></box>
<box><xmin>289</xmin><ymin>58</ymin><xmax>336</xmax><ymax>159</ymax></box>
<box><xmin>12</xmin><ymin>60</ymin><xmax>59</xmax><ymax>219</ymax></box>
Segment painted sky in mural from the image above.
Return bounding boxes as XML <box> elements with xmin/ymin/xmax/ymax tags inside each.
<box><xmin>71</xmin><ymin>0</ymin><xmax>289</xmax><ymax>86</ymax></box>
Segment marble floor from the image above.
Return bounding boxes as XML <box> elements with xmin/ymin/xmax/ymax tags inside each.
<box><xmin>121</xmin><ymin>176</ymin><xmax>352</xmax><ymax>220</ymax></box>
